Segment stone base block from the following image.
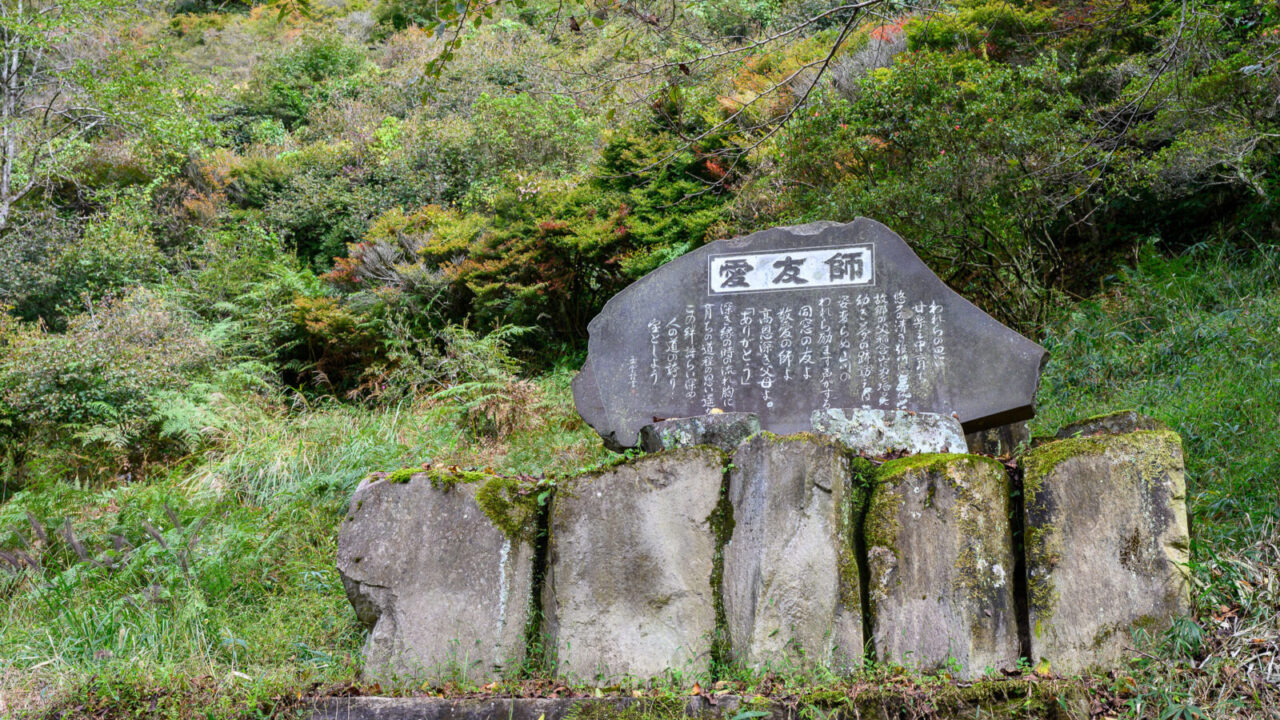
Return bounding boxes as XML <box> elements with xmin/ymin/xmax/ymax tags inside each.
<box><xmin>338</xmin><ymin>474</ymin><xmax>534</xmax><ymax>683</ymax></box>
<box><xmin>639</xmin><ymin>412</ymin><xmax>760</xmax><ymax>453</ymax></box>
<box><xmin>543</xmin><ymin>448</ymin><xmax>723</xmax><ymax>682</ymax></box>
<box><xmin>1023</xmin><ymin>431</ymin><xmax>1190</xmax><ymax>675</ymax></box>
<box><xmin>724</xmin><ymin>433</ymin><xmax>864</xmax><ymax>671</ymax></box>
<box><xmin>866</xmin><ymin>454</ymin><xmax>1019</xmax><ymax>678</ymax></box>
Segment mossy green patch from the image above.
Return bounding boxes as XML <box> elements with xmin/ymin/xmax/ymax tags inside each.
<box><xmin>707</xmin><ymin>462</ymin><xmax>735</xmax><ymax>671</ymax></box>
<box><xmin>806</xmin><ymin>677</ymin><xmax>1077</xmax><ymax>718</ymax></box>
<box><xmin>385</xmin><ymin>467</ymin><xmax>416</xmax><ymax>484</ymax></box>
<box><xmin>876</xmin><ymin>452</ymin><xmax>997</xmax><ymax>482</ymax></box>
<box><xmin>371</xmin><ymin>464</ymin><xmax>549</xmax><ymax>543</ymax></box>
<box><xmin>1022</xmin><ymin>437</ymin><xmax>1107</xmax><ymax>504</ymax></box>
<box><xmin>1022</xmin><ymin>430</ymin><xmax>1185</xmax><ymax>627</ymax></box>
<box><xmin>1024</xmin><ymin>430</ymin><xmax>1182</xmax><ymax>502</ymax></box>
<box><xmin>758</xmin><ymin>429</ymin><xmax>843</xmax><ymax>449</ymax></box>
<box><xmin>426</xmin><ymin>467</ymin><xmax>495</xmax><ymax>489</ymax></box>
<box><xmin>834</xmin><ymin>461</ymin><xmax>865</xmax><ymax>613</ymax></box>
<box><xmin>862</xmin><ymin>480</ymin><xmax>903</xmax><ymax>560</ymax></box>
<box><xmin>474</xmin><ymin>474</ymin><xmax>549</xmax><ymax>543</ymax></box>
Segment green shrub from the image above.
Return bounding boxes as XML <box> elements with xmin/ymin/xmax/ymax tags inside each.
<box><xmin>241</xmin><ymin>35</ymin><xmax>372</xmax><ymax>129</ymax></box>
<box><xmin>0</xmin><ymin>290</ymin><xmax>216</xmax><ymax>469</ymax></box>
<box><xmin>906</xmin><ymin>0</ymin><xmax>1054</xmax><ymax>59</ymax></box>
<box><xmin>775</xmin><ymin>51</ymin><xmax>1093</xmax><ymax>329</ymax></box>
<box><xmin>2</xmin><ymin>192</ymin><xmax>168</xmax><ymax>329</ymax></box>
<box><xmin>262</xmin><ymin>160</ymin><xmax>389</xmax><ymax>269</ymax></box>
<box><xmin>469</xmin><ymin>92</ymin><xmax>595</xmax><ymax>182</ymax></box>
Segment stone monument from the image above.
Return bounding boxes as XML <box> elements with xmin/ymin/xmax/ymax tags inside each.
<box><xmin>573</xmin><ymin>218</ymin><xmax>1047</xmax><ymax>449</ymax></box>
<box><xmin>337</xmin><ymin>220</ymin><xmax>1191</xmax><ymax>689</ymax></box>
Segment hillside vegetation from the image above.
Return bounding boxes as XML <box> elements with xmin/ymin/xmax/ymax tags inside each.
<box><xmin>0</xmin><ymin>0</ymin><xmax>1277</xmax><ymax>717</ymax></box>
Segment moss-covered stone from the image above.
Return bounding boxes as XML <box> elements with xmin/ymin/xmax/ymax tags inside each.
<box><xmin>385</xmin><ymin>467</ymin><xmax>416</xmax><ymax>484</ymax></box>
<box><xmin>543</xmin><ymin>448</ymin><xmax>723</xmax><ymax>682</ymax></box>
<box><xmin>1021</xmin><ymin>430</ymin><xmax>1190</xmax><ymax>675</ymax></box>
<box><xmin>337</xmin><ymin>470</ymin><xmax>534</xmax><ymax>684</ymax></box>
<box><xmin>864</xmin><ymin>453</ymin><xmax>1019</xmax><ymax>679</ymax></box>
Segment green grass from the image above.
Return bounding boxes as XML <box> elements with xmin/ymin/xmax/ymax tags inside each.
<box><xmin>1034</xmin><ymin>243</ymin><xmax>1280</xmax><ymax>538</ymax></box>
<box><xmin>1032</xmin><ymin>242</ymin><xmax>1280</xmax><ymax>718</ymax></box>
<box><xmin>0</xmin><ymin>369</ymin><xmax>612</xmax><ymax>717</ymax></box>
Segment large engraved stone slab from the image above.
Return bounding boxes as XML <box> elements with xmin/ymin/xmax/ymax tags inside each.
<box><xmin>574</xmin><ymin>219</ymin><xmax>1047</xmax><ymax>449</ymax></box>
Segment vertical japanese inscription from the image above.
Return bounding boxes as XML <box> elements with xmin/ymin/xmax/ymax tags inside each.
<box><xmin>621</xmin><ymin>240</ymin><xmax>956</xmax><ymax>420</ymax></box>
<box><xmin>633</xmin><ymin>291</ymin><xmax>946</xmax><ymax>416</ymax></box>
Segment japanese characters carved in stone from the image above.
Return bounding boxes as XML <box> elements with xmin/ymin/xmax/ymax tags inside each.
<box><xmin>573</xmin><ymin>219</ymin><xmax>1047</xmax><ymax>449</ymax></box>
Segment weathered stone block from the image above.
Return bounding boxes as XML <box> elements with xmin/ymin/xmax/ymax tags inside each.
<box><xmin>865</xmin><ymin>454</ymin><xmax>1019</xmax><ymax>678</ymax></box>
<box><xmin>338</xmin><ymin>474</ymin><xmax>534</xmax><ymax>683</ymax></box>
<box><xmin>543</xmin><ymin>448</ymin><xmax>723</xmax><ymax>681</ymax></box>
<box><xmin>640</xmin><ymin>412</ymin><xmax>760</xmax><ymax>453</ymax></box>
<box><xmin>723</xmin><ymin>433</ymin><xmax>864</xmax><ymax>671</ymax></box>
<box><xmin>1055</xmin><ymin>410</ymin><xmax>1166</xmax><ymax>439</ymax></box>
<box><xmin>811</xmin><ymin>408</ymin><xmax>967</xmax><ymax>456</ymax></box>
<box><xmin>1023</xmin><ymin>431</ymin><xmax>1190</xmax><ymax>675</ymax></box>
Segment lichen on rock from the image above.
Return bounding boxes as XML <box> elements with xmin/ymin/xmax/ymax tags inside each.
<box><xmin>1022</xmin><ymin>430</ymin><xmax>1190</xmax><ymax>675</ymax></box>
<box><xmin>337</xmin><ymin>471</ymin><xmax>535</xmax><ymax>683</ymax></box>
<box><xmin>864</xmin><ymin>453</ymin><xmax>1019</xmax><ymax>679</ymax></box>
<box><xmin>722</xmin><ymin>432</ymin><xmax>866</xmax><ymax>672</ymax></box>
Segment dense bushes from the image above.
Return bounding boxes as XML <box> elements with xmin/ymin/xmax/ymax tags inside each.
<box><xmin>776</xmin><ymin>51</ymin><xmax>1089</xmax><ymax>326</ymax></box>
<box><xmin>1</xmin><ymin>290</ymin><xmax>215</xmax><ymax>468</ymax></box>
<box><xmin>241</xmin><ymin>35</ymin><xmax>372</xmax><ymax>129</ymax></box>
<box><xmin>765</xmin><ymin>3</ymin><xmax>1280</xmax><ymax>329</ymax></box>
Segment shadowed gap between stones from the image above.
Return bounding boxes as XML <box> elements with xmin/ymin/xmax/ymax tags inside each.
<box><xmin>848</xmin><ymin>458</ymin><xmax>877</xmax><ymax>666</ymax></box>
<box><xmin>525</xmin><ymin>494</ymin><xmax>553</xmax><ymax>674</ymax></box>
<box><xmin>1007</xmin><ymin>462</ymin><xmax>1033</xmax><ymax>663</ymax></box>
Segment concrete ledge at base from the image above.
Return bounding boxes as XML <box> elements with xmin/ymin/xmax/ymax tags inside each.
<box><xmin>306</xmin><ymin>686</ymin><xmax>1089</xmax><ymax>720</ymax></box>
<box><xmin>307</xmin><ymin>696</ymin><xmax>782</xmax><ymax>720</ymax></box>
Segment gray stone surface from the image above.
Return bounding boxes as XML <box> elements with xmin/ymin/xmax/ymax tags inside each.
<box><xmin>723</xmin><ymin>433</ymin><xmax>864</xmax><ymax>671</ymax></box>
<box><xmin>1023</xmin><ymin>431</ymin><xmax>1191</xmax><ymax>675</ymax></box>
<box><xmin>811</xmin><ymin>407</ymin><xmax>966</xmax><ymax>456</ymax></box>
<box><xmin>865</xmin><ymin>454</ymin><xmax>1019</xmax><ymax>679</ymax></box>
<box><xmin>965</xmin><ymin>421</ymin><xmax>1030</xmax><ymax>456</ymax></box>
<box><xmin>1055</xmin><ymin>410</ymin><xmax>1166</xmax><ymax>439</ymax></box>
<box><xmin>543</xmin><ymin>448</ymin><xmax>724</xmax><ymax>681</ymax></box>
<box><xmin>640</xmin><ymin>412</ymin><xmax>761</xmax><ymax>453</ymax></box>
<box><xmin>573</xmin><ymin>218</ymin><xmax>1047</xmax><ymax>448</ymax></box>
<box><xmin>338</xmin><ymin>475</ymin><xmax>534</xmax><ymax>683</ymax></box>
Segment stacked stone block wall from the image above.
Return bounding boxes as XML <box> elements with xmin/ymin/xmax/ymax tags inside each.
<box><xmin>339</xmin><ymin>416</ymin><xmax>1190</xmax><ymax>683</ymax></box>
